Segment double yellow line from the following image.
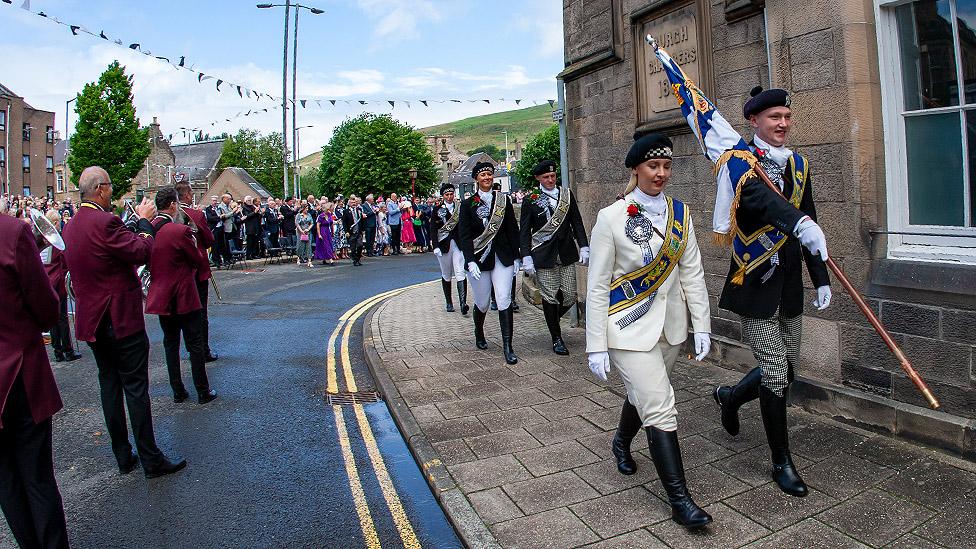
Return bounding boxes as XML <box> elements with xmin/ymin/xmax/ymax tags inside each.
<box><xmin>327</xmin><ymin>283</ymin><xmax>428</xmax><ymax>549</ymax></box>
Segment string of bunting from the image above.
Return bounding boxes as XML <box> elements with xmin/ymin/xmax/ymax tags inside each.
<box><xmin>5</xmin><ymin>0</ymin><xmax>557</xmax><ymax>125</ymax></box>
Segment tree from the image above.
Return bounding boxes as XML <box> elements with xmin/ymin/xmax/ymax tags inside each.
<box><xmin>513</xmin><ymin>123</ymin><xmax>560</xmax><ymax>190</ymax></box>
<box><xmin>316</xmin><ymin>113</ymin><xmax>371</xmax><ymax>198</ymax></box>
<box><xmin>466</xmin><ymin>144</ymin><xmax>504</xmax><ymax>162</ymax></box>
<box><xmin>66</xmin><ymin>61</ymin><xmax>150</xmax><ymax>200</ymax></box>
<box><xmin>318</xmin><ymin>114</ymin><xmax>438</xmax><ymax>198</ymax></box>
<box><xmin>217</xmin><ymin>129</ymin><xmax>291</xmax><ymax>198</ymax></box>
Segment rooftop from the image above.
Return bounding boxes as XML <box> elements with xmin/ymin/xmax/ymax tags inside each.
<box><xmin>171</xmin><ymin>139</ymin><xmax>225</xmax><ymax>180</ymax></box>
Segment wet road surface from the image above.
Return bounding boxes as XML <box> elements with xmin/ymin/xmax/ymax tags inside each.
<box><xmin>1</xmin><ymin>253</ymin><xmax>461</xmax><ymax>549</ymax></box>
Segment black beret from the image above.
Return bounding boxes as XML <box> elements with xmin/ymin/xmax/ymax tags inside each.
<box><xmin>440</xmin><ymin>182</ymin><xmax>456</xmax><ymax>195</ymax></box>
<box><xmin>472</xmin><ymin>162</ymin><xmax>495</xmax><ymax>178</ymax></box>
<box><xmin>531</xmin><ymin>160</ymin><xmax>557</xmax><ymax>176</ymax></box>
<box><xmin>743</xmin><ymin>86</ymin><xmax>791</xmax><ymax>119</ymax></box>
<box><xmin>624</xmin><ymin>132</ymin><xmax>673</xmax><ymax>168</ymax></box>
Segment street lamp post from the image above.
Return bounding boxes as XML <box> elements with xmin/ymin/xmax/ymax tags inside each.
<box><xmin>257</xmin><ymin>2</ymin><xmax>323</xmax><ymax>198</ymax></box>
<box><xmin>64</xmin><ymin>97</ymin><xmax>76</xmax><ymax>147</ymax></box>
<box><xmin>294</xmin><ymin>124</ymin><xmax>313</xmax><ymax>197</ymax></box>
<box><xmin>408</xmin><ymin>167</ymin><xmax>418</xmax><ymax>199</ymax></box>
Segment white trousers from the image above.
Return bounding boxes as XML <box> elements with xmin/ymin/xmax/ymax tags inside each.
<box><xmin>436</xmin><ymin>240</ymin><xmax>466</xmax><ymax>282</ymax></box>
<box><xmin>609</xmin><ymin>336</ymin><xmax>681</xmax><ymax>431</ymax></box>
<box><xmin>468</xmin><ymin>255</ymin><xmax>515</xmax><ymax>311</ymax></box>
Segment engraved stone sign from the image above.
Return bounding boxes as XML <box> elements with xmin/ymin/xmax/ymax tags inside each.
<box><xmin>634</xmin><ymin>1</ymin><xmax>710</xmax><ymax>129</ymax></box>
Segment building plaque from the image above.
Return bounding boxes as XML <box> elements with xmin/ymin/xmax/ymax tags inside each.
<box><xmin>633</xmin><ymin>1</ymin><xmax>712</xmax><ymax>130</ymax></box>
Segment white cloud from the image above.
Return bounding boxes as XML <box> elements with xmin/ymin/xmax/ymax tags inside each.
<box><xmin>514</xmin><ymin>0</ymin><xmax>564</xmax><ymax>59</ymax></box>
<box><xmin>354</xmin><ymin>0</ymin><xmax>442</xmax><ymax>40</ymax></box>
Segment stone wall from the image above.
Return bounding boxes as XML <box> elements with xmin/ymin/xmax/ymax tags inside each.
<box><xmin>562</xmin><ymin>0</ymin><xmax>976</xmax><ymax>427</ymax></box>
<box><xmin>128</xmin><ymin>117</ymin><xmax>175</xmax><ymax>199</ymax></box>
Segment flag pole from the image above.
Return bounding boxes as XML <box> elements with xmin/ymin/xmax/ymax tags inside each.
<box><xmin>645</xmin><ymin>35</ymin><xmax>939</xmax><ymax>410</ymax></box>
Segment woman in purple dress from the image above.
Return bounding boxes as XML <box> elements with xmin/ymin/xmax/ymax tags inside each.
<box><xmin>314</xmin><ymin>201</ymin><xmax>337</xmax><ymax>264</ymax></box>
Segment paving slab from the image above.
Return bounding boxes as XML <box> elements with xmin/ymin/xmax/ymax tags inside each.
<box><xmin>364</xmin><ymin>282</ymin><xmax>975</xmax><ymax>548</ymax></box>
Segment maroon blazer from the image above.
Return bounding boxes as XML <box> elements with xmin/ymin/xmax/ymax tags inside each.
<box><xmin>145</xmin><ymin>216</ymin><xmax>207</xmax><ymax>316</ymax></box>
<box><xmin>63</xmin><ymin>203</ymin><xmax>154</xmax><ymax>342</ymax></box>
<box><xmin>181</xmin><ymin>204</ymin><xmax>214</xmax><ymax>282</ymax></box>
<box><xmin>0</xmin><ymin>216</ymin><xmax>63</xmax><ymax>427</ymax></box>
<box><xmin>44</xmin><ymin>246</ymin><xmax>68</xmax><ymax>299</ymax></box>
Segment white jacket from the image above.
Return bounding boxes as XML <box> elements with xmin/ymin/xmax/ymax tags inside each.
<box><xmin>585</xmin><ymin>195</ymin><xmax>710</xmax><ymax>353</ymax></box>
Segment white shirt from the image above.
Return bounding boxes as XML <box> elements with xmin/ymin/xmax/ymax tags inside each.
<box><xmin>630</xmin><ymin>187</ymin><xmax>668</xmax><ymax>230</ymax></box>
<box><xmin>752</xmin><ymin>134</ymin><xmax>792</xmax><ymax>191</ymax></box>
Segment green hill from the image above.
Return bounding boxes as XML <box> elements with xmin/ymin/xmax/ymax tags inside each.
<box><xmin>420</xmin><ymin>104</ymin><xmax>556</xmax><ymax>154</ymax></box>
<box><xmin>298</xmin><ymin>104</ymin><xmax>555</xmax><ymax>167</ymax></box>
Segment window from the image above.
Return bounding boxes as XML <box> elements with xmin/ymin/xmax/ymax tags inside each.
<box><xmin>46</xmin><ymin>186</ymin><xmax>53</xmax><ymax>199</ymax></box>
<box><xmin>22</xmin><ymin>123</ymin><xmax>30</xmax><ymax>141</ymax></box>
<box><xmin>46</xmin><ymin>156</ymin><xmax>53</xmax><ymax>173</ymax></box>
<box><xmin>22</xmin><ymin>186</ymin><xmax>30</xmax><ymax>196</ymax></box>
<box><xmin>22</xmin><ymin>154</ymin><xmax>29</xmax><ymax>173</ymax></box>
<box><xmin>0</xmin><ymin>146</ymin><xmax>4</xmax><ymax>169</ymax></box>
<box><xmin>56</xmin><ymin>171</ymin><xmax>64</xmax><ymax>193</ymax></box>
<box><xmin>0</xmin><ymin>111</ymin><xmax>5</xmax><ymax>131</ymax></box>
<box><xmin>877</xmin><ymin>0</ymin><xmax>976</xmax><ymax>262</ymax></box>
<box><xmin>45</xmin><ymin>126</ymin><xmax>54</xmax><ymax>144</ymax></box>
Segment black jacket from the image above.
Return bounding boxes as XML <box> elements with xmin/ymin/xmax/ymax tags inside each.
<box><xmin>719</xmin><ymin>163</ymin><xmax>830</xmax><ymax>319</ymax></box>
<box><xmin>279</xmin><ymin>203</ymin><xmax>297</xmax><ymax>234</ymax></box>
<box><xmin>518</xmin><ymin>187</ymin><xmax>588</xmax><ymax>268</ymax></box>
<box><xmin>458</xmin><ymin>192</ymin><xmax>521</xmax><ymax>271</ymax></box>
<box><xmin>204</xmin><ymin>205</ymin><xmax>220</xmax><ymax>231</ymax></box>
<box><xmin>263</xmin><ymin>207</ymin><xmax>280</xmax><ymax>233</ymax></box>
<box><xmin>360</xmin><ymin>203</ymin><xmax>377</xmax><ymax>229</ymax></box>
<box><xmin>242</xmin><ymin>204</ymin><xmax>261</xmax><ymax>236</ymax></box>
<box><xmin>342</xmin><ymin>206</ymin><xmax>364</xmax><ymax>238</ymax></box>
<box><xmin>430</xmin><ymin>201</ymin><xmax>461</xmax><ymax>254</ymax></box>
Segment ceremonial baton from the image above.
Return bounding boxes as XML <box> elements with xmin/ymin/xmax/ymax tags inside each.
<box><xmin>645</xmin><ymin>34</ymin><xmax>939</xmax><ymax>410</ymax></box>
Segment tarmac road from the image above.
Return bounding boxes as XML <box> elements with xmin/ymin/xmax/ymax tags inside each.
<box><xmin>1</xmin><ymin>252</ymin><xmax>461</xmax><ymax>549</ymax></box>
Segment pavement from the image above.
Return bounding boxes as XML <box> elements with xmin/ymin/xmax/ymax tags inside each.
<box><xmin>364</xmin><ymin>280</ymin><xmax>976</xmax><ymax>549</ymax></box>
<box><xmin>2</xmin><ymin>253</ymin><xmax>461</xmax><ymax>549</ymax></box>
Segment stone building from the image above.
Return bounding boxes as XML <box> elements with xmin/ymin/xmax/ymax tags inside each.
<box><xmin>128</xmin><ymin>117</ymin><xmax>177</xmax><ymax>203</ymax></box>
<box><xmin>560</xmin><ymin>0</ymin><xmax>976</xmax><ymax>455</ymax></box>
<box><xmin>0</xmin><ymin>83</ymin><xmax>56</xmax><ymax>197</ymax></box>
<box><xmin>127</xmin><ymin>118</ymin><xmax>224</xmax><ymax>204</ymax></box>
<box><xmin>204</xmin><ymin>167</ymin><xmax>272</xmax><ymax>203</ymax></box>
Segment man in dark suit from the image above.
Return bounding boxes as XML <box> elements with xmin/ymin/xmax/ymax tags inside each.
<box><xmin>279</xmin><ymin>196</ymin><xmax>297</xmax><ymax>251</ymax></box>
<box><xmin>204</xmin><ymin>195</ymin><xmax>221</xmax><ymax>265</ymax></box>
<box><xmin>343</xmin><ymin>195</ymin><xmax>366</xmax><ymax>266</ymax></box>
<box><xmin>711</xmin><ymin>88</ymin><xmax>830</xmax><ymax>498</ymax></box>
<box><xmin>62</xmin><ymin>166</ymin><xmax>186</xmax><ymax>479</ymax></box>
<box><xmin>177</xmin><ymin>183</ymin><xmax>219</xmax><ymax>362</ymax></box>
<box><xmin>242</xmin><ymin>197</ymin><xmax>262</xmax><ymax>259</ymax></box>
<box><xmin>361</xmin><ymin>194</ymin><xmax>378</xmax><ymax>256</ymax></box>
<box><xmin>263</xmin><ymin>198</ymin><xmax>282</xmax><ymax>248</ymax></box>
<box><xmin>519</xmin><ymin>160</ymin><xmax>589</xmax><ymax>355</ymax></box>
<box><xmin>0</xmin><ymin>214</ymin><xmax>69</xmax><ymax>549</ymax></box>
<box><xmin>150</xmin><ymin>187</ymin><xmax>217</xmax><ymax>404</ymax></box>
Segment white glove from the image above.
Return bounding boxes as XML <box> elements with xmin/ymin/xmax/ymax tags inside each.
<box><xmin>522</xmin><ymin>256</ymin><xmax>536</xmax><ymax>275</ymax></box>
<box><xmin>467</xmin><ymin>262</ymin><xmax>481</xmax><ymax>280</ymax></box>
<box><xmin>794</xmin><ymin>217</ymin><xmax>829</xmax><ymax>261</ymax></box>
<box><xmin>433</xmin><ymin>248</ymin><xmax>443</xmax><ymax>257</ymax></box>
<box><xmin>578</xmin><ymin>246</ymin><xmax>590</xmax><ymax>266</ymax></box>
<box><xmin>694</xmin><ymin>332</ymin><xmax>711</xmax><ymax>361</ymax></box>
<box><xmin>587</xmin><ymin>352</ymin><xmax>611</xmax><ymax>381</ymax></box>
<box><xmin>514</xmin><ymin>259</ymin><xmax>522</xmax><ymax>273</ymax></box>
<box><xmin>813</xmin><ymin>285</ymin><xmax>832</xmax><ymax>310</ymax></box>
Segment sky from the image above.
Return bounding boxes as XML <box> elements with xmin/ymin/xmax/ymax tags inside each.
<box><xmin>0</xmin><ymin>0</ymin><xmax>564</xmax><ymax>154</ymax></box>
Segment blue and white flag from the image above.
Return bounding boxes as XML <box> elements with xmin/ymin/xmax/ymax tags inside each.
<box><xmin>649</xmin><ymin>37</ymin><xmax>757</xmax><ymax>239</ymax></box>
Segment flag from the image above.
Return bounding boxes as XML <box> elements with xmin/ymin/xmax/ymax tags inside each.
<box><xmin>650</xmin><ymin>38</ymin><xmax>755</xmax><ymax>241</ymax></box>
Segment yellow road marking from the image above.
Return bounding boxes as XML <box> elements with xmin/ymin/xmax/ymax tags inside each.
<box><xmin>352</xmin><ymin>403</ymin><xmax>422</xmax><ymax>549</ymax></box>
<box><xmin>333</xmin><ymin>405</ymin><xmax>381</xmax><ymax>549</ymax></box>
<box><xmin>328</xmin><ymin>288</ymin><xmax>407</xmax><ymax>393</ymax></box>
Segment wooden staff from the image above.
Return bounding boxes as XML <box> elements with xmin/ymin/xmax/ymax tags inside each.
<box><xmin>750</xmin><ymin>163</ymin><xmax>940</xmax><ymax>409</ymax></box>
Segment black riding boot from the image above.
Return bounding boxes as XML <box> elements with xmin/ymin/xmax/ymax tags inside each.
<box><xmin>713</xmin><ymin>367</ymin><xmax>761</xmax><ymax>436</ymax></box>
<box><xmin>612</xmin><ymin>398</ymin><xmax>642</xmax><ymax>475</ymax></box>
<box><xmin>498</xmin><ymin>306</ymin><xmax>518</xmax><ymax>364</ymax></box>
<box><xmin>510</xmin><ymin>276</ymin><xmax>520</xmax><ymax>312</ymax></box>
<box><xmin>441</xmin><ymin>279</ymin><xmax>455</xmax><ymax>312</ymax></box>
<box><xmin>473</xmin><ymin>306</ymin><xmax>488</xmax><ymax>349</ymax></box>
<box><xmin>759</xmin><ymin>385</ymin><xmax>808</xmax><ymax>497</ymax></box>
<box><xmin>457</xmin><ymin>280</ymin><xmax>470</xmax><ymax>315</ymax></box>
<box><xmin>647</xmin><ymin>426</ymin><xmax>713</xmax><ymax>528</ymax></box>
<box><xmin>542</xmin><ymin>302</ymin><xmax>569</xmax><ymax>355</ymax></box>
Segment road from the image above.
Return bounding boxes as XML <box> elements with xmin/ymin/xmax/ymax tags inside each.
<box><xmin>1</xmin><ymin>253</ymin><xmax>461</xmax><ymax>549</ymax></box>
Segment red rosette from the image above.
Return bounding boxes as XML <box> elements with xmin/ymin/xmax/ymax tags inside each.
<box><xmin>626</xmin><ymin>203</ymin><xmax>640</xmax><ymax>217</ymax></box>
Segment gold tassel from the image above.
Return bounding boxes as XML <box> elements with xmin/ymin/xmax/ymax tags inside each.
<box><xmin>731</xmin><ymin>263</ymin><xmax>746</xmax><ymax>286</ymax></box>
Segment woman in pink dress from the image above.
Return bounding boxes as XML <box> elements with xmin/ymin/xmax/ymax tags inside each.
<box><xmin>399</xmin><ymin>200</ymin><xmax>416</xmax><ymax>253</ymax></box>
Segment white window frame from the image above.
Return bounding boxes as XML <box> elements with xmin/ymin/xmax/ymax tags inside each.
<box><xmin>875</xmin><ymin>0</ymin><xmax>976</xmax><ymax>264</ymax></box>
<box><xmin>56</xmin><ymin>170</ymin><xmax>64</xmax><ymax>193</ymax></box>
